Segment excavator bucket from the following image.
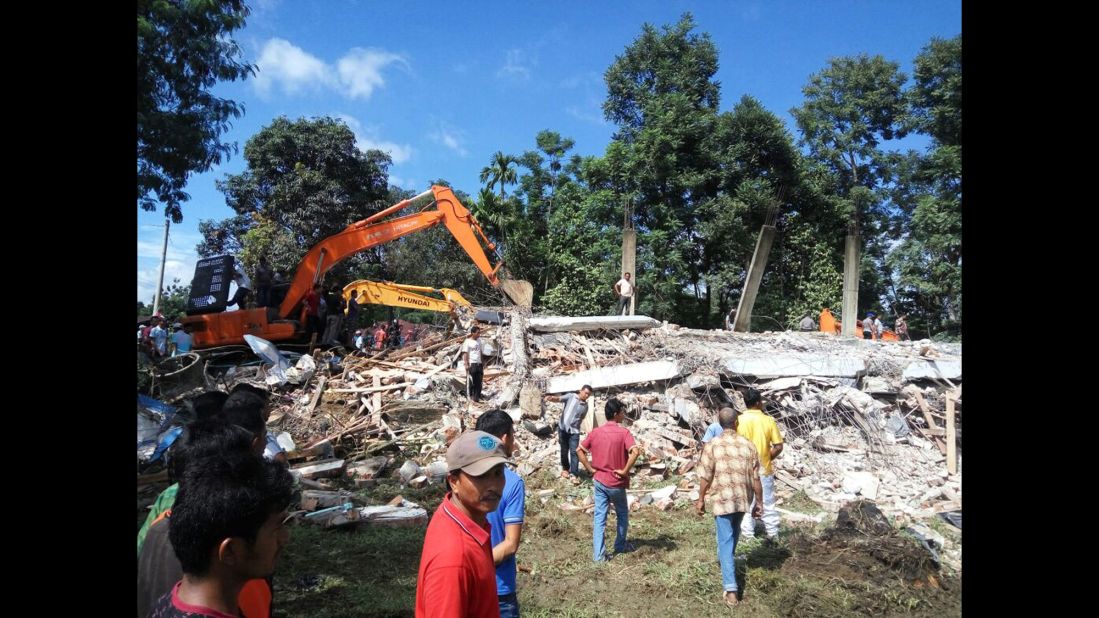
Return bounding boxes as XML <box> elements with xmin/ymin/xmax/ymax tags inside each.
<box><xmin>498</xmin><ymin>278</ymin><xmax>533</xmax><ymax>308</ymax></box>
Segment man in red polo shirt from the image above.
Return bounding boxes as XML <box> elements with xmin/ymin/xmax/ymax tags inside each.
<box><xmin>416</xmin><ymin>430</ymin><xmax>510</xmax><ymax>618</ymax></box>
<box><xmin>577</xmin><ymin>398</ymin><xmax>642</xmax><ymax>562</ymax></box>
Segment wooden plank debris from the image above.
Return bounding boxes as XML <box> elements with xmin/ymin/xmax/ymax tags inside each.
<box><xmin>946</xmin><ymin>396</ymin><xmax>957</xmax><ymax>475</ymax></box>
<box><xmin>304</xmin><ymin>376</ymin><xmax>328</xmax><ymax>416</ymax></box>
<box><xmin>291</xmin><ymin>459</ymin><xmax>346</xmax><ymax>480</ymax></box>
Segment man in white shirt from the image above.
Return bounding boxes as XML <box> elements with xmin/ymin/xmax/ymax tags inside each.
<box><xmin>463</xmin><ymin>326</ymin><xmax>485</xmax><ymax>403</ymax></box>
<box><xmin>228</xmin><ymin>264</ymin><xmax>252</xmax><ymax>309</ymax></box>
<box><xmin>170</xmin><ymin>323</ymin><xmax>193</xmax><ymax>356</ymax></box>
<box><xmin>614</xmin><ymin>272</ymin><xmax>634</xmax><ymax>316</ymax></box>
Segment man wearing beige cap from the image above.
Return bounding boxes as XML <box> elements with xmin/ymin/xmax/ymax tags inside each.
<box><xmin>415</xmin><ymin>430</ymin><xmax>510</xmax><ymax>618</ymax></box>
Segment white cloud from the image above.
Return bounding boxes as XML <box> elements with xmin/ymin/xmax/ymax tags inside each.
<box><xmin>428</xmin><ymin>123</ymin><xmax>469</xmax><ymax>157</ymax></box>
<box><xmin>496</xmin><ymin>49</ymin><xmax>533</xmax><ymax>81</ymax></box>
<box><xmin>334</xmin><ymin>113</ymin><xmax>413</xmax><ymax>164</ymax></box>
<box><xmin>337</xmin><ymin>48</ymin><xmax>409</xmax><ymax>99</ymax></box>
<box><xmin>559</xmin><ymin>71</ymin><xmax>600</xmax><ymax>89</ymax></box>
<box><xmin>253</xmin><ymin>39</ymin><xmax>407</xmax><ymax>100</ymax></box>
<box><xmin>254</xmin><ymin>39</ymin><xmax>333</xmax><ymax>97</ymax></box>
<box><xmin>388</xmin><ymin>175</ymin><xmax>420</xmax><ymax>190</ymax></box>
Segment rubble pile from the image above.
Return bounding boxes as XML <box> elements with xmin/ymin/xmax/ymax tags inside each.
<box><xmin>138</xmin><ymin>313</ymin><xmax>961</xmax><ymax>558</ymax></box>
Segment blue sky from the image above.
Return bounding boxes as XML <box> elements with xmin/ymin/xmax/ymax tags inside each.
<box><xmin>137</xmin><ymin>0</ymin><xmax>961</xmax><ymax>303</ymax></box>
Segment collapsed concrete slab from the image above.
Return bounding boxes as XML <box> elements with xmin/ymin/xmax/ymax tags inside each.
<box><xmin>528</xmin><ymin>315</ymin><xmax>661</xmax><ymax>333</ymax></box>
<box><xmin>723</xmin><ymin>355</ymin><xmax>866</xmax><ymax>378</ymax></box>
<box><xmin>546</xmin><ymin>360</ymin><xmax>682</xmax><ymax>393</ymax></box>
<box><xmin>902</xmin><ymin>360</ymin><xmax>961</xmax><ymax>381</ymax></box>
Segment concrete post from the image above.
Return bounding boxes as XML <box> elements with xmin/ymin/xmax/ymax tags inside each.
<box><xmin>622</xmin><ymin>228</ymin><xmax>636</xmax><ymax>316</ymax></box>
<box><xmin>733</xmin><ymin>225</ymin><xmax>776</xmax><ymax>332</ymax></box>
<box><xmin>841</xmin><ymin>232</ymin><xmax>860</xmax><ymax>337</ymax></box>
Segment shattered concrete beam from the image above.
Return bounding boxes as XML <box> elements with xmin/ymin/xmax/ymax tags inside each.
<box><xmin>546</xmin><ymin>360</ymin><xmax>681</xmax><ymax>393</ymax></box>
<box><xmin>902</xmin><ymin>360</ymin><xmax>961</xmax><ymax>381</ymax></box>
<box><xmin>723</xmin><ymin>355</ymin><xmax>866</xmax><ymax>378</ymax></box>
<box><xmin>528</xmin><ymin>315</ymin><xmax>661</xmax><ymax>333</ymax></box>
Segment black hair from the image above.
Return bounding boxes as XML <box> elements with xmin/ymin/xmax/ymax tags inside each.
<box><xmin>605</xmin><ymin>398</ymin><xmax>625</xmax><ymax>420</ymax></box>
<box><xmin>174</xmin><ymin>391</ymin><xmax>230</xmax><ymax>426</ymax></box>
<box><xmin>220</xmin><ymin>391</ymin><xmax>266</xmax><ymax>436</ymax></box>
<box><xmin>169</xmin><ymin>451</ymin><xmax>294</xmax><ymax>576</ymax></box>
<box><xmin>230</xmin><ymin>383</ymin><xmax>269</xmax><ymax>401</ymax></box>
<box><xmin>470</xmin><ymin>326</ymin><xmax>480</xmax><ymax>333</ymax></box>
<box><xmin>744</xmin><ymin>388</ymin><xmax>762</xmax><ymax>408</ymax></box>
<box><xmin>168</xmin><ymin>418</ymin><xmax>256</xmax><ymax>483</ymax></box>
<box><xmin>474</xmin><ymin>409</ymin><xmax>514</xmax><ymax>439</ymax></box>
<box><xmin>581</xmin><ymin>384</ymin><xmax>593</xmax><ymax>393</ymax></box>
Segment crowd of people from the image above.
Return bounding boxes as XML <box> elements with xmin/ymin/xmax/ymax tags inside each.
<box><xmin>138</xmin><ymin>370</ymin><xmax>791</xmax><ymax>617</ymax></box>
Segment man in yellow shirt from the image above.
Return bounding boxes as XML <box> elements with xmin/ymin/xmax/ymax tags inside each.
<box><xmin>736</xmin><ymin>388</ymin><xmax>784</xmax><ymax>540</ymax></box>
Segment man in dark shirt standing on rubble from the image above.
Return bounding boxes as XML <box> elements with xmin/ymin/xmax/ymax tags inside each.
<box><xmin>545</xmin><ymin>385</ymin><xmax>592</xmax><ymax>484</ymax></box>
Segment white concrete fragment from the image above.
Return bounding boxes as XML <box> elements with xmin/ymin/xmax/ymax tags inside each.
<box><xmin>723</xmin><ymin>355</ymin><xmax>866</xmax><ymax>378</ymax></box>
<box><xmin>546</xmin><ymin>360</ymin><xmax>682</xmax><ymax>393</ymax></box>
<box><xmin>902</xmin><ymin>360</ymin><xmax>961</xmax><ymax>381</ymax></box>
<box><xmin>528</xmin><ymin>315</ymin><xmax>661</xmax><ymax>333</ymax></box>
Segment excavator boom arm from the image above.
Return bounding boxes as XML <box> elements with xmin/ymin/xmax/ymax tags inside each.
<box><xmin>278</xmin><ymin>186</ymin><xmax>504</xmax><ymax>318</ymax></box>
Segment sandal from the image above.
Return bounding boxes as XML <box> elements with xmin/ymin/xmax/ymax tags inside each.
<box><xmin>723</xmin><ymin>592</ymin><xmax>739</xmax><ymax>608</ymax></box>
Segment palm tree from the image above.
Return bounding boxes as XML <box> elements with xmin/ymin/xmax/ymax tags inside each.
<box><xmin>479</xmin><ymin>151</ymin><xmax>519</xmax><ymax>199</ymax></box>
<box><xmin>473</xmin><ymin>188</ymin><xmax>510</xmax><ymax>247</ymax></box>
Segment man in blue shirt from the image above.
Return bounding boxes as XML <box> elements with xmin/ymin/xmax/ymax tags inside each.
<box><xmin>702</xmin><ymin>408</ymin><xmax>735</xmax><ymax>444</ymax></box>
<box><xmin>475</xmin><ymin>409</ymin><xmax>526</xmax><ymax>618</ymax></box>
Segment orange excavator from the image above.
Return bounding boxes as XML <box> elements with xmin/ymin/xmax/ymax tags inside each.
<box><xmin>818</xmin><ymin>308</ymin><xmax>899</xmax><ymax>341</ymax></box>
<box><xmin>181</xmin><ymin>185</ymin><xmax>533</xmax><ymax>349</ymax></box>
<box><xmin>342</xmin><ymin>280</ymin><xmax>476</xmax><ymax>328</ymax></box>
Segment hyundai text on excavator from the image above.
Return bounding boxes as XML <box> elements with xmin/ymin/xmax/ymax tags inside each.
<box><xmin>342</xmin><ymin>280</ymin><xmax>476</xmax><ymax>327</ymax></box>
<box><xmin>181</xmin><ymin>185</ymin><xmax>533</xmax><ymax>349</ymax></box>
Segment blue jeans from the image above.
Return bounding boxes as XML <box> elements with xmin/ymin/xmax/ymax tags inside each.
<box><xmin>558</xmin><ymin>429</ymin><xmax>580</xmax><ymax>476</ymax></box>
<box><xmin>498</xmin><ymin>592</ymin><xmax>519</xmax><ymax>618</ymax></box>
<box><xmin>715</xmin><ymin>512</ymin><xmax>746</xmax><ymax>592</ymax></box>
<box><xmin>593</xmin><ymin>480</ymin><xmax>630</xmax><ymax>561</ymax></box>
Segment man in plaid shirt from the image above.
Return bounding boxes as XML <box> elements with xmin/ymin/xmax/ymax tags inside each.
<box><xmin>695</xmin><ymin>408</ymin><xmax>763</xmax><ymax>608</ymax></box>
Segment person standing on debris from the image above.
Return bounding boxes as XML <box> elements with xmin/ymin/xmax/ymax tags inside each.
<box><xmin>147</xmin><ymin>445</ymin><xmax>293</xmax><ymax>618</ymax></box>
<box><xmin>695</xmin><ymin>407</ymin><xmax>763</xmax><ymax>608</ymax></box>
<box><xmin>702</xmin><ymin>407</ymin><xmax>736</xmax><ymax>444</ymax></box>
<box><xmin>737</xmin><ymin>389</ymin><xmax>783</xmax><ymax>541</ymax></box>
<box><xmin>798</xmin><ymin>312</ymin><xmax>816</xmax><ymax>332</ymax></box>
<box><xmin>895</xmin><ymin>314</ymin><xmax>910</xmax><ymax>341</ymax></box>
<box><xmin>475</xmin><ymin>410</ymin><xmax>526</xmax><ymax>618</ymax></box>
<box><xmin>255</xmin><ymin>256</ymin><xmax>273</xmax><ymax>308</ymax></box>
<box><xmin>863</xmin><ymin>312</ymin><xmax>876</xmax><ymax>340</ymax></box>
<box><xmin>170</xmin><ymin>323</ymin><xmax>192</xmax><ymax>357</ymax></box>
<box><xmin>873</xmin><ymin>314</ymin><xmax>884</xmax><ymax>340</ymax></box>
<box><xmin>228</xmin><ymin>263</ymin><xmax>253</xmax><ymax>309</ymax></box>
<box><xmin>545</xmin><ymin>385</ymin><xmax>593</xmax><ymax>483</ymax></box>
<box><xmin>725</xmin><ymin>307</ymin><xmax>738</xmax><ymax>331</ymax></box>
<box><xmin>613</xmin><ymin>272</ymin><xmax>634</xmax><ymax>316</ymax></box>
<box><xmin>346</xmin><ymin>289</ymin><xmax>361</xmax><ymax>334</ymax></box>
<box><xmin>322</xmin><ymin>289</ymin><xmax>344</xmax><ymax>345</ymax></box>
<box><xmin>577</xmin><ymin>398</ymin><xmax>642</xmax><ymax>562</ymax></box>
<box><xmin>373</xmin><ymin>322</ymin><xmax>387</xmax><ymax>350</ymax></box>
<box><xmin>353</xmin><ymin>329</ymin><xmax>365</xmax><ymax>352</ymax></box>
<box><xmin>304</xmin><ymin>283</ymin><xmax>323</xmax><ymax>340</ymax></box>
<box><xmin>150</xmin><ymin>317</ymin><xmax>169</xmax><ymax>359</ymax></box>
<box><xmin>387</xmin><ymin>318</ymin><xmax>401</xmax><ymax>349</ymax></box>
<box><xmin>416</xmin><ymin>430</ymin><xmax>510</xmax><ymax>618</ymax></box>
<box><xmin>463</xmin><ymin>327</ymin><xmax>485</xmax><ymax>403</ymax></box>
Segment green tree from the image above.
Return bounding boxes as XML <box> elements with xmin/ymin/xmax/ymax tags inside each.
<box><xmin>138</xmin><ymin>0</ymin><xmax>255</xmax><ymax>223</ymax></box>
<box><xmin>791</xmin><ymin>53</ymin><xmax>909</xmax><ymax>318</ymax></box>
<box><xmin>601</xmin><ymin>13</ymin><xmax>723</xmax><ymax>323</ymax></box>
<box><xmin>479</xmin><ymin>151</ymin><xmax>519</xmax><ymax>199</ymax></box>
<box><xmin>885</xmin><ymin>35</ymin><xmax>962</xmax><ymax>338</ymax></box>
<box><xmin>198</xmin><ymin>116</ymin><xmax>393</xmax><ymax>284</ymax></box>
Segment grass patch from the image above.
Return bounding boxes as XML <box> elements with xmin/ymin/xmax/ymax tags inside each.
<box><xmin>781</xmin><ymin>490</ymin><xmax>823</xmax><ymax>515</ymax></box>
<box><xmin>270</xmin><ymin>482</ymin><xmax>960</xmax><ymax>617</ymax></box>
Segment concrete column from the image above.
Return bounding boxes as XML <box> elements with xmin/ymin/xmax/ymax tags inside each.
<box><xmin>733</xmin><ymin>225</ymin><xmax>776</xmax><ymax>332</ymax></box>
<box><xmin>622</xmin><ymin>228</ymin><xmax>636</xmax><ymax>316</ymax></box>
<box><xmin>841</xmin><ymin>232</ymin><xmax>860</xmax><ymax>337</ymax></box>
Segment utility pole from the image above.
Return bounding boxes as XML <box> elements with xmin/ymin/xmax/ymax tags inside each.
<box><xmin>152</xmin><ymin>215</ymin><xmax>170</xmax><ymax>316</ymax></box>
